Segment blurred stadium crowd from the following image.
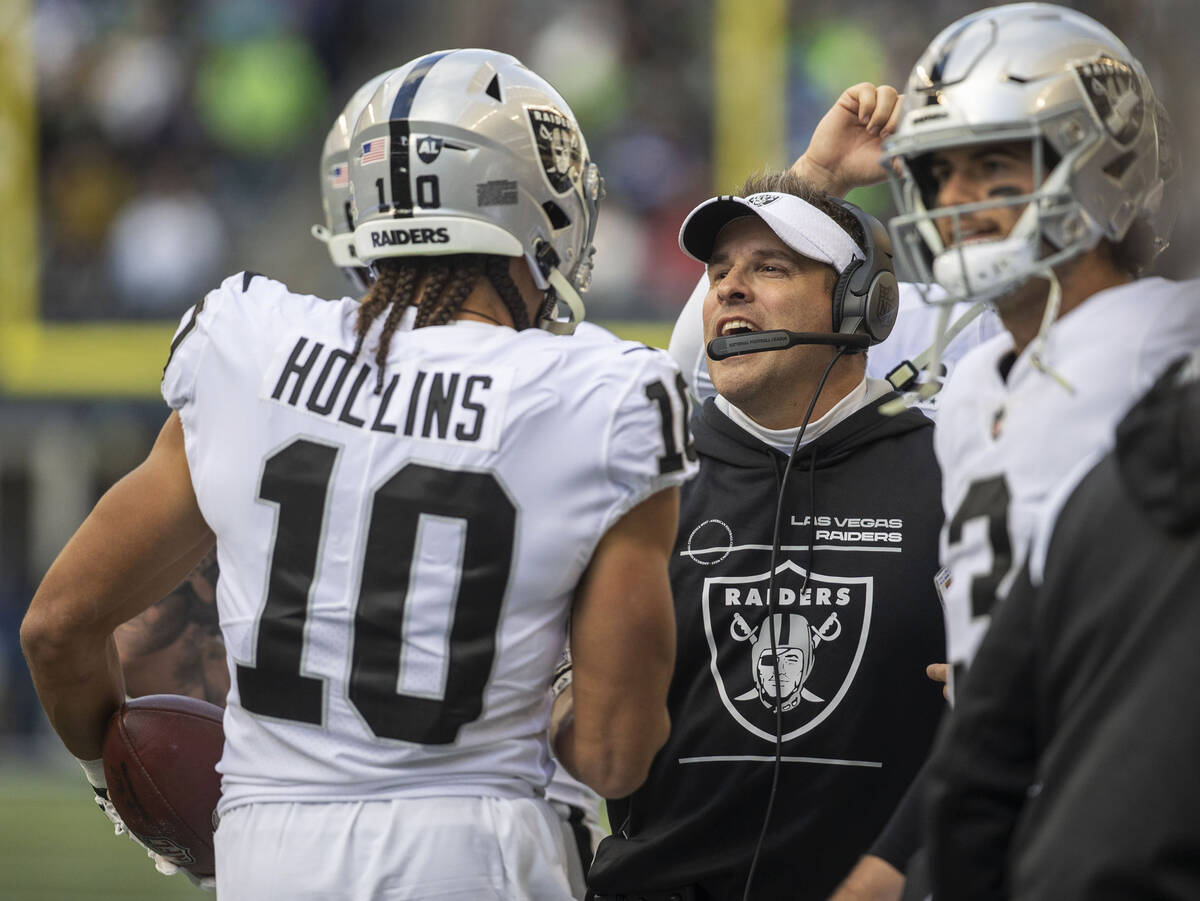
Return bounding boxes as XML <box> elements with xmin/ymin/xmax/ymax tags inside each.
<box><xmin>2</xmin><ymin>0</ymin><xmax>1198</xmax><ymax>750</ymax></box>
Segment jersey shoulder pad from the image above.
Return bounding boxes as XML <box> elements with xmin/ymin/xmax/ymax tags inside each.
<box><xmin>162</xmin><ymin>272</ymin><xmax>334</xmax><ymax>409</ymax></box>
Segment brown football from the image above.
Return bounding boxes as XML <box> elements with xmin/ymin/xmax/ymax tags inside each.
<box><xmin>102</xmin><ymin>694</ymin><xmax>224</xmax><ymax>879</ymax></box>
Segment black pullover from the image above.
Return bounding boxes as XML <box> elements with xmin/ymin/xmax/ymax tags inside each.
<box><xmin>590</xmin><ymin>393</ymin><xmax>946</xmax><ymax>900</ymax></box>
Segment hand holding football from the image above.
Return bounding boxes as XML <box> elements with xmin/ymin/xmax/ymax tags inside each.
<box><xmin>102</xmin><ymin>694</ymin><xmax>224</xmax><ymax>880</ymax></box>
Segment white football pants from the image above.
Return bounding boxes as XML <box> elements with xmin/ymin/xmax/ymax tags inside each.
<box><xmin>215</xmin><ymin>795</ymin><xmax>575</xmax><ymax>900</ymax></box>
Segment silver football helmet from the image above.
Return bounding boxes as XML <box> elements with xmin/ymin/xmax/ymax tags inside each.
<box><xmin>348</xmin><ymin>49</ymin><xmax>603</xmax><ymax>333</ymax></box>
<box><xmin>882</xmin><ymin>3</ymin><xmax>1174</xmax><ymax>304</ymax></box>
<box><xmin>311</xmin><ymin>68</ymin><xmax>395</xmax><ymax>291</ymax></box>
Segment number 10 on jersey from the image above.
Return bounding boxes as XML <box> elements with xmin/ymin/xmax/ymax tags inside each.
<box><xmin>236</xmin><ymin>438</ymin><xmax>515</xmax><ymax>745</ymax></box>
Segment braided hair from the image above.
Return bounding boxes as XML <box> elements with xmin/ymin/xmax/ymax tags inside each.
<box><xmin>353</xmin><ymin>253</ymin><xmax>536</xmax><ymax>391</ymax></box>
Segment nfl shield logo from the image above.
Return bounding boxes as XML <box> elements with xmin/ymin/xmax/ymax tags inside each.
<box><xmin>702</xmin><ymin>560</ymin><xmax>873</xmax><ymax>742</ymax></box>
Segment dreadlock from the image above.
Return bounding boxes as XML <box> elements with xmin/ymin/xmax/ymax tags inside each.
<box><xmin>416</xmin><ymin>255</ymin><xmax>483</xmax><ymax>328</ymax></box>
<box><xmin>413</xmin><ymin>258</ymin><xmax>453</xmax><ymax>328</ymax></box>
<box><xmin>353</xmin><ymin>258</ymin><xmax>425</xmax><ymax>391</ymax></box>
<box><xmin>354</xmin><ymin>254</ymin><xmax>534</xmax><ymax>392</ymax></box>
<box><xmin>485</xmin><ymin>255</ymin><xmax>533</xmax><ymax>331</ymax></box>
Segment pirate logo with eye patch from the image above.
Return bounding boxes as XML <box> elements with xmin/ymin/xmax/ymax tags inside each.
<box><xmin>702</xmin><ymin>560</ymin><xmax>873</xmax><ymax>741</ymax></box>
<box><xmin>526</xmin><ymin>106</ymin><xmax>582</xmax><ymax>194</ymax></box>
<box><xmin>1075</xmin><ymin>56</ymin><xmax>1144</xmax><ymax>147</ymax></box>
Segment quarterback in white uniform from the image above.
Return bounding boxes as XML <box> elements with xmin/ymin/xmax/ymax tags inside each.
<box><xmin>828</xmin><ymin>7</ymin><xmax>1199</xmax><ymax>901</ymax></box>
<box><xmin>22</xmin><ymin>49</ymin><xmax>694</xmax><ymax>901</ymax></box>
<box><xmin>878</xmin><ymin>5</ymin><xmax>1198</xmax><ymax>699</ymax></box>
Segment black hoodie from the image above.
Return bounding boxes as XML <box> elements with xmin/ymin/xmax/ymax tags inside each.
<box><xmin>927</xmin><ymin>358</ymin><xmax>1200</xmax><ymax>900</ymax></box>
<box><xmin>589</xmin><ymin>392</ymin><xmax>946</xmax><ymax>901</ymax></box>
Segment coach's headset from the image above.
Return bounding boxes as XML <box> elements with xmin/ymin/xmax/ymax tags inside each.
<box><xmin>829</xmin><ymin>196</ymin><xmax>899</xmax><ymax>346</ymax></box>
<box><xmin>686</xmin><ymin>193</ymin><xmax>899</xmax><ymax>360</ymax></box>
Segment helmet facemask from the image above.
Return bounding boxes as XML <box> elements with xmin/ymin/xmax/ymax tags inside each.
<box><xmin>887</xmin><ymin>129</ymin><xmax>1105</xmax><ymax>305</ymax></box>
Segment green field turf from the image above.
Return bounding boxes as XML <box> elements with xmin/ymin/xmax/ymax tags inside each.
<box><xmin>0</xmin><ymin>756</ymin><xmax>203</xmax><ymax>900</ymax></box>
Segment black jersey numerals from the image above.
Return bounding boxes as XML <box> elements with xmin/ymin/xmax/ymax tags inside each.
<box><xmin>236</xmin><ymin>440</ymin><xmax>336</xmax><ymax>725</ymax></box>
<box><xmin>237</xmin><ymin>439</ymin><xmax>515</xmax><ymax>744</ymax></box>
<box><xmin>946</xmin><ymin>475</ymin><xmax>1013</xmax><ymax>623</ymax></box>
<box><xmin>645</xmin><ymin>373</ymin><xmax>696</xmax><ymax>474</ymax></box>
<box><xmin>350</xmin><ymin>462</ymin><xmax>513</xmax><ymax>743</ymax></box>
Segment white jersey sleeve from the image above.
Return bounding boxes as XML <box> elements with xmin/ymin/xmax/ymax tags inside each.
<box><xmin>162</xmin><ymin>273</ymin><xmax>696</xmax><ymax>814</ymax></box>
<box><xmin>604</xmin><ymin>344</ymin><xmax>695</xmax><ymax>526</ymax></box>
<box><xmin>935</xmin><ymin>277</ymin><xmax>1200</xmax><ymax>699</ymax></box>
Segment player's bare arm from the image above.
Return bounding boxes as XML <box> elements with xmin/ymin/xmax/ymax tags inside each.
<box><xmin>21</xmin><ymin>410</ymin><xmax>214</xmax><ymax>759</ymax></box>
<box><xmin>553</xmin><ymin>486</ymin><xmax>678</xmax><ymax>800</ymax></box>
<box><xmin>791</xmin><ymin>82</ymin><xmax>902</xmax><ymax>196</ymax></box>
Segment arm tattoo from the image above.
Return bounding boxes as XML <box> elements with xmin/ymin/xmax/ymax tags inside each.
<box><xmin>115</xmin><ymin>548</ymin><xmax>229</xmax><ymax>707</ymax></box>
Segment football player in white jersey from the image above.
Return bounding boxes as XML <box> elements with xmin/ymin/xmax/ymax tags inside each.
<box><xmin>21</xmin><ymin>49</ymin><xmax>695</xmax><ymax>901</ymax></box>
<box><xmin>832</xmin><ymin>4</ymin><xmax>1200</xmax><ymax>899</ymax></box>
<box><xmin>882</xmin><ymin>0</ymin><xmax>1196</xmax><ymax>701</ymax></box>
<box><xmin>115</xmin><ymin>64</ymin><xmax>610</xmax><ymax>898</ymax></box>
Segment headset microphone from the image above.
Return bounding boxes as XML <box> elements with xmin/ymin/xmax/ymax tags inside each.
<box><xmin>707</xmin><ymin>329</ymin><xmax>872</xmax><ymax>361</ymax></box>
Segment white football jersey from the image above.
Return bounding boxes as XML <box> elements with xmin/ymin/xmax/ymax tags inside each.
<box><xmin>163</xmin><ymin>273</ymin><xmax>696</xmax><ymax>815</ymax></box>
<box><xmin>936</xmin><ymin>277</ymin><xmax>1200</xmax><ymax>696</ymax></box>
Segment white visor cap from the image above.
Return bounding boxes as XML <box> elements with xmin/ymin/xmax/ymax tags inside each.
<box><xmin>679</xmin><ymin>192</ymin><xmax>864</xmax><ymax>273</ymax></box>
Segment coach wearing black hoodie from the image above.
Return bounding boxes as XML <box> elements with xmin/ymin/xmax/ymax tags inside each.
<box><xmin>586</xmin><ymin>170</ymin><xmax>946</xmax><ymax>901</ymax></box>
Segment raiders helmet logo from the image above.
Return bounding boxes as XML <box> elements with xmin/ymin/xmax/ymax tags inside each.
<box><xmin>1075</xmin><ymin>56</ymin><xmax>1144</xmax><ymax>146</ymax></box>
<box><xmin>702</xmin><ymin>560</ymin><xmax>873</xmax><ymax>741</ymax></box>
<box><xmin>526</xmin><ymin>106</ymin><xmax>582</xmax><ymax>194</ymax></box>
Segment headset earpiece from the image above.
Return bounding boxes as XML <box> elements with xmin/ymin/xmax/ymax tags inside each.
<box><xmin>828</xmin><ymin>199</ymin><xmax>899</xmax><ymax>348</ymax></box>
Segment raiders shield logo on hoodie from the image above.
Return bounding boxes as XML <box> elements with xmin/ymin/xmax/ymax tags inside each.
<box><xmin>702</xmin><ymin>559</ymin><xmax>873</xmax><ymax>741</ymax></box>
